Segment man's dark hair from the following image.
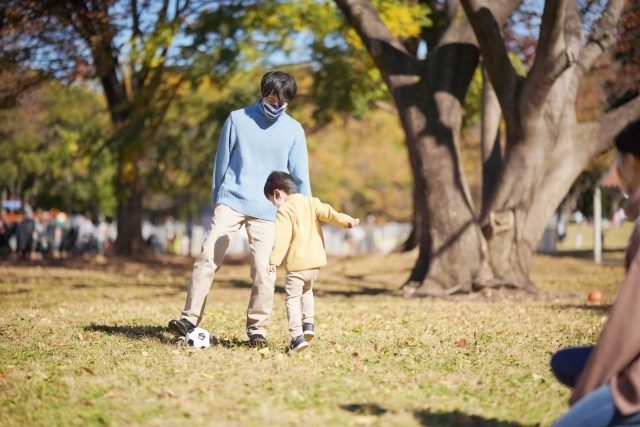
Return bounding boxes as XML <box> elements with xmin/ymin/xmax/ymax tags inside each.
<box><xmin>264</xmin><ymin>171</ymin><xmax>298</xmax><ymax>198</ymax></box>
<box><xmin>615</xmin><ymin>119</ymin><xmax>640</xmax><ymax>158</ymax></box>
<box><xmin>260</xmin><ymin>71</ymin><xmax>297</xmax><ymax>102</ymax></box>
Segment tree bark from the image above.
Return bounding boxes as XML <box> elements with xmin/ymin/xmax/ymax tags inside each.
<box><xmin>463</xmin><ymin>0</ymin><xmax>637</xmax><ymax>287</ymax></box>
<box><xmin>481</xmin><ymin>66</ymin><xmax>502</xmax><ymax>210</ymax></box>
<box><xmin>335</xmin><ymin>0</ymin><xmax>500</xmax><ymax>295</ymax></box>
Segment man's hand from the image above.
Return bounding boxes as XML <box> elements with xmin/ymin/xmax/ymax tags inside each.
<box><xmin>268</xmin><ymin>264</ymin><xmax>277</xmax><ymax>273</ymax></box>
<box><xmin>346</xmin><ymin>218</ymin><xmax>360</xmax><ymax>228</ymax></box>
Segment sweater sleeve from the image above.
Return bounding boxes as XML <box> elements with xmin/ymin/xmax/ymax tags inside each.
<box><xmin>212</xmin><ymin>115</ymin><xmax>236</xmax><ymax>203</ymax></box>
<box><xmin>270</xmin><ymin>207</ymin><xmax>294</xmax><ymax>267</ymax></box>
<box><xmin>312</xmin><ymin>198</ymin><xmax>355</xmax><ymax>228</ymax></box>
<box><xmin>288</xmin><ymin>125</ymin><xmax>312</xmax><ymax>197</ymax></box>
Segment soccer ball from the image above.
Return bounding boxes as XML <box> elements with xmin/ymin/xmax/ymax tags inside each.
<box><xmin>185</xmin><ymin>327</ymin><xmax>210</xmax><ymax>349</ymax></box>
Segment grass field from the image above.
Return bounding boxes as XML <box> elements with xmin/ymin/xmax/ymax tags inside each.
<box><xmin>0</xmin><ymin>245</ymin><xmax>630</xmax><ymax>427</ymax></box>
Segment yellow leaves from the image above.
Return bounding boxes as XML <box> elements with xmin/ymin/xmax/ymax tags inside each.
<box><xmin>128</xmin><ymin>23</ymin><xmax>178</xmax><ymax>71</ymax></box>
<box><xmin>121</xmin><ymin>159</ymin><xmax>136</xmax><ymax>183</ymax></box>
<box><xmin>374</xmin><ymin>0</ymin><xmax>432</xmax><ymax>40</ymax></box>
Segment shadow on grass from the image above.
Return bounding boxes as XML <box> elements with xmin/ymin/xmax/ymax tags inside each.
<box><xmin>0</xmin><ymin>288</ymin><xmax>30</xmax><ymax>296</ymax></box>
<box><xmin>85</xmin><ymin>324</ymin><xmax>261</xmax><ymax>349</ymax></box>
<box><xmin>341</xmin><ymin>403</ymin><xmax>388</xmax><ymax>416</ymax></box>
<box><xmin>212</xmin><ymin>336</ymin><xmax>253</xmax><ymax>348</ymax></box>
<box><xmin>552</xmin><ymin>248</ymin><xmax>625</xmax><ymax>264</ymax></box>
<box><xmin>414</xmin><ymin>409</ymin><xmax>529</xmax><ymax>427</ymax></box>
<box><xmin>85</xmin><ymin>324</ymin><xmax>175</xmax><ymax>344</ymax></box>
<box><xmin>555</xmin><ymin>303</ymin><xmax>611</xmax><ymax>312</ymax></box>
<box><xmin>221</xmin><ymin>278</ymin><xmax>394</xmax><ymax>298</ymax></box>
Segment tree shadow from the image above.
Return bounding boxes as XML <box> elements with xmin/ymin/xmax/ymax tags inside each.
<box><xmin>414</xmin><ymin>409</ymin><xmax>530</xmax><ymax>427</ymax></box>
<box><xmin>84</xmin><ymin>323</ymin><xmax>175</xmax><ymax>344</ymax></box>
<box><xmin>315</xmin><ymin>287</ymin><xmax>396</xmax><ymax>298</ymax></box>
<box><xmin>341</xmin><ymin>403</ymin><xmax>388</xmax><ymax>416</ymax></box>
<box><xmin>0</xmin><ymin>288</ymin><xmax>29</xmax><ymax>296</ymax></box>
<box><xmin>85</xmin><ymin>323</ymin><xmax>259</xmax><ymax>348</ymax></box>
<box><xmin>554</xmin><ymin>303</ymin><xmax>610</xmax><ymax>312</ymax></box>
<box><xmin>551</xmin><ymin>248</ymin><xmax>625</xmax><ymax>265</ymax></box>
<box><xmin>211</xmin><ymin>336</ymin><xmax>253</xmax><ymax>349</ymax></box>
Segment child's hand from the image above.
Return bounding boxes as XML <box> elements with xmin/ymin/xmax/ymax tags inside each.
<box><xmin>347</xmin><ymin>218</ymin><xmax>360</xmax><ymax>228</ymax></box>
<box><xmin>268</xmin><ymin>264</ymin><xmax>277</xmax><ymax>273</ymax></box>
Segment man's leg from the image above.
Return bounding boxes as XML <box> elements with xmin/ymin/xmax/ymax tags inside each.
<box><xmin>174</xmin><ymin>205</ymin><xmax>244</xmax><ymax>329</ymax></box>
<box><xmin>244</xmin><ymin>217</ymin><xmax>276</xmax><ymax>338</ymax></box>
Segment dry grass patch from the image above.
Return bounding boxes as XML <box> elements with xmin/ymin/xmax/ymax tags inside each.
<box><xmin>0</xmin><ymin>250</ymin><xmax>624</xmax><ymax>426</ymax></box>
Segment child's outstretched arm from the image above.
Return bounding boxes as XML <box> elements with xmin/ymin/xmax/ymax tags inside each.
<box><xmin>312</xmin><ymin>198</ymin><xmax>359</xmax><ymax>229</ymax></box>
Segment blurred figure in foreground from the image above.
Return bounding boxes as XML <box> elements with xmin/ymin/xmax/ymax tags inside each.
<box><xmin>551</xmin><ymin>119</ymin><xmax>640</xmax><ymax>427</ymax></box>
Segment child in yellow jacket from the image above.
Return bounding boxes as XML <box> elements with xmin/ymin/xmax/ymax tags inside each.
<box><xmin>264</xmin><ymin>171</ymin><xmax>359</xmax><ymax>351</ymax></box>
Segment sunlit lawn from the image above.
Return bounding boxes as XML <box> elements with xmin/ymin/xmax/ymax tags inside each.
<box><xmin>0</xmin><ymin>242</ymin><xmax>629</xmax><ymax>427</ymax></box>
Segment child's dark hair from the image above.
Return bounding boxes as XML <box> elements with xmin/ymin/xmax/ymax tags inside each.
<box><xmin>615</xmin><ymin>119</ymin><xmax>640</xmax><ymax>158</ymax></box>
<box><xmin>264</xmin><ymin>171</ymin><xmax>298</xmax><ymax>198</ymax></box>
<box><xmin>261</xmin><ymin>71</ymin><xmax>297</xmax><ymax>102</ymax></box>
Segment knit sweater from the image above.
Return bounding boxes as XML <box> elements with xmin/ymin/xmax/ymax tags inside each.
<box><xmin>270</xmin><ymin>194</ymin><xmax>356</xmax><ymax>272</ymax></box>
<box><xmin>212</xmin><ymin>102</ymin><xmax>311</xmax><ymax>221</ymax></box>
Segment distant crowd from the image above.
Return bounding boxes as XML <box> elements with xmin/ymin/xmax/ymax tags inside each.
<box><xmin>0</xmin><ymin>206</ymin><xmax>116</xmax><ymax>260</ymax></box>
<box><xmin>0</xmin><ymin>205</ymin><xmax>413</xmax><ymax>262</ymax></box>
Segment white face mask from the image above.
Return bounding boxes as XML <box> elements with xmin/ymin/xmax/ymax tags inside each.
<box><xmin>262</xmin><ymin>99</ymin><xmax>287</xmax><ymax>120</ymax></box>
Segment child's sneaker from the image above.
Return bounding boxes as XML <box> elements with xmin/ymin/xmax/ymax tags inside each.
<box><xmin>302</xmin><ymin>323</ymin><xmax>315</xmax><ymax>342</ymax></box>
<box><xmin>289</xmin><ymin>335</ymin><xmax>309</xmax><ymax>352</ymax></box>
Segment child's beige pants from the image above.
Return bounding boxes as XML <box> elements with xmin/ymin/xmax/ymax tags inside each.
<box><xmin>180</xmin><ymin>204</ymin><xmax>276</xmax><ymax>337</ymax></box>
<box><xmin>284</xmin><ymin>268</ymin><xmax>319</xmax><ymax>339</ymax></box>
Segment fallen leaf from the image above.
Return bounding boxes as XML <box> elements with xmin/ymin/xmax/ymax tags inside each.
<box><xmin>352</xmin><ymin>353</ymin><xmax>367</xmax><ymax>373</ymax></box>
<box><xmin>455</xmin><ymin>339</ymin><xmax>468</xmax><ymax>348</ymax></box>
<box><xmin>81</xmin><ymin>367</ymin><xmax>95</xmax><ymax>376</ymax></box>
<box><xmin>157</xmin><ymin>388</ymin><xmax>176</xmax><ymax>398</ymax></box>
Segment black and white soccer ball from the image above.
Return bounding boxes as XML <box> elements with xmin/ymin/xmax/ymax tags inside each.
<box><xmin>185</xmin><ymin>327</ymin><xmax>210</xmax><ymax>349</ymax></box>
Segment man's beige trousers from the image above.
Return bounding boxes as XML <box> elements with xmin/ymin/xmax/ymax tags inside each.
<box><xmin>181</xmin><ymin>204</ymin><xmax>276</xmax><ymax>337</ymax></box>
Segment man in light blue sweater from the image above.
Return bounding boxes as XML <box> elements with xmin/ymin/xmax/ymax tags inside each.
<box><xmin>169</xmin><ymin>71</ymin><xmax>311</xmax><ymax>346</ymax></box>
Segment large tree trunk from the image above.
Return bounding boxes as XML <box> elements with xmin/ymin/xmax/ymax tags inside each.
<box><xmin>337</xmin><ymin>0</ymin><xmax>638</xmax><ymax>294</ymax></box>
<box><xmin>336</xmin><ymin>0</ymin><xmax>499</xmax><ymax>295</ymax></box>
<box><xmin>404</xmin><ymin>41</ymin><xmax>494</xmax><ymax>295</ymax></box>
<box><xmin>464</xmin><ymin>0</ymin><xmax>638</xmax><ymax>287</ymax></box>
<box><xmin>112</xmin><ymin>143</ymin><xmax>146</xmax><ymax>256</ymax></box>
<box><xmin>92</xmin><ymin>36</ymin><xmax>146</xmax><ymax>256</ymax></box>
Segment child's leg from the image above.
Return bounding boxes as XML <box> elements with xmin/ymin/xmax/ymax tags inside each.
<box><xmin>285</xmin><ymin>271</ymin><xmax>305</xmax><ymax>339</ymax></box>
<box><xmin>301</xmin><ymin>269</ymin><xmax>319</xmax><ymax>326</ymax></box>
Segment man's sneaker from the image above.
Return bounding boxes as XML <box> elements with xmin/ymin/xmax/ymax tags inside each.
<box><xmin>289</xmin><ymin>335</ymin><xmax>309</xmax><ymax>352</ymax></box>
<box><xmin>249</xmin><ymin>334</ymin><xmax>268</xmax><ymax>347</ymax></box>
<box><xmin>168</xmin><ymin>318</ymin><xmax>195</xmax><ymax>336</ymax></box>
<box><xmin>302</xmin><ymin>323</ymin><xmax>315</xmax><ymax>342</ymax></box>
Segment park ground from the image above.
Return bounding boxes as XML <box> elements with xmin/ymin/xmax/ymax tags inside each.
<box><xmin>0</xmin><ymin>223</ymin><xmax>633</xmax><ymax>427</ymax></box>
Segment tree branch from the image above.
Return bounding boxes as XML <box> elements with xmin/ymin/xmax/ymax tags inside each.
<box><xmin>520</xmin><ymin>0</ymin><xmax>576</xmax><ymax>119</ymax></box>
<box><xmin>333</xmin><ymin>0</ymin><xmax>417</xmax><ymax>78</ymax></box>
<box><xmin>131</xmin><ymin>0</ymin><xmax>142</xmax><ymax>40</ymax></box>
<box><xmin>459</xmin><ymin>0</ymin><xmax>521</xmax><ymax>137</ymax></box>
<box><xmin>595</xmin><ymin>95</ymin><xmax>640</xmax><ymax>152</ymax></box>
<box><xmin>577</xmin><ymin>0</ymin><xmax>627</xmax><ymax>76</ymax></box>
